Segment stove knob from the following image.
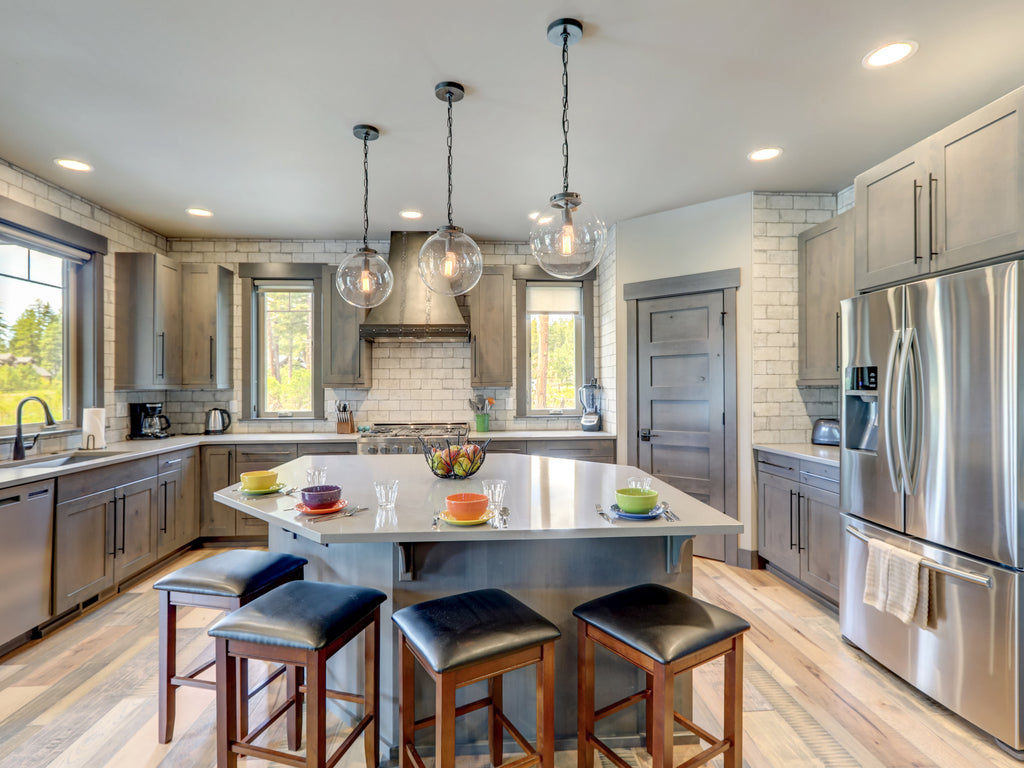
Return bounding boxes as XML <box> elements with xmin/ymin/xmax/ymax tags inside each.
<box><xmin>390</xmin><ymin>445</ymin><xmax>402</xmax><ymax>455</ymax></box>
<box><xmin>366</xmin><ymin>446</ymin><xmax>378</xmax><ymax>455</ymax></box>
<box><xmin>406</xmin><ymin>445</ymin><xmax>418</xmax><ymax>454</ymax></box>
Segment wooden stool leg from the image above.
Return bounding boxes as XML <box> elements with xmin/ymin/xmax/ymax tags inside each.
<box><xmin>650</xmin><ymin>661</ymin><xmax>674</xmax><ymax>768</ymax></box>
<box><xmin>538</xmin><ymin>641</ymin><xmax>555</xmax><ymax>768</ymax></box>
<box><xmin>577</xmin><ymin>619</ymin><xmax>595</xmax><ymax>768</ymax></box>
<box><xmin>158</xmin><ymin>592</ymin><xmax>176</xmax><ymax>744</ymax></box>
<box><xmin>723</xmin><ymin>634</ymin><xmax>743</xmax><ymax>768</ymax></box>
<box><xmin>399</xmin><ymin>636</ymin><xmax>415</xmax><ymax>768</ymax></box>
<box><xmin>645</xmin><ymin>671</ymin><xmax>655</xmax><ymax>756</ymax></box>
<box><xmin>237</xmin><ymin>657</ymin><xmax>249</xmax><ymax>740</ymax></box>
<box><xmin>435</xmin><ymin>672</ymin><xmax>457</xmax><ymax>768</ymax></box>
<box><xmin>488</xmin><ymin>674</ymin><xmax>503</xmax><ymax>767</ymax></box>
<box><xmin>307</xmin><ymin>650</ymin><xmax>328</xmax><ymax>768</ymax></box>
<box><xmin>215</xmin><ymin>638</ymin><xmax>238</xmax><ymax>768</ymax></box>
<box><xmin>287</xmin><ymin>664</ymin><xmax>303</xmax><ymax>751</ymax></box>
<box><xmin>364</xmin><ymin>611</ymin><xmax>380</xmax><ymax>768</ymax></box>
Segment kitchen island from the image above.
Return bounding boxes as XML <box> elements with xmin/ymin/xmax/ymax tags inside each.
<box><xmin>214</xmin><ymin>453</ymin><xmax>742</xmax><ymax>756</ymax></box>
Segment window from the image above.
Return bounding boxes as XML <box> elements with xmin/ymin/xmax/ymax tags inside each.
<box><xmin>0</xmin><ymin>243</ymin><xmax>71</xmax><ymax>427</ymax></box>
<box><xmin>240</xmin><ymin>264</ymin><xmax>324</xmax><ymax>420</ymax></box>
<box><xmin>514</xmin><ymin>266</ymin><xmax>595</xmax><ymax>417</ymax></box>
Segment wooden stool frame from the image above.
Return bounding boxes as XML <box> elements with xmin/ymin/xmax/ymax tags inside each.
<box><xmin>577</xmin><ymin>618</ymin><xmax>746</xmax><ymax>768</ymax></box>
<box><xmin>215</xmin><ymin>605</ymin><xmax>380</xmax><ymax>768</ymax></box>
<box><xmin>398</xmin><ymin>631</ymin><xmax>557</xmax><ymax>768</ymax></box>
<box><xmin>158</xmin><ymin>569</ymin><xmax>303</xmax><ymax>743</ymax></box>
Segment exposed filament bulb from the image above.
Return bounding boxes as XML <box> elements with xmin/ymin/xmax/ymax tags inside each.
<box><xmin>560</xmin><ymin>205</ymin><xmax>575</xmax><ymax>256</ymax></box>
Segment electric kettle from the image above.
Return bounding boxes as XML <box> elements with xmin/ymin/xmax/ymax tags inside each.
<box><xmin>204</xmin><ymin>408</ymin><xmax>231</xmax><ymax>435</ymax></box>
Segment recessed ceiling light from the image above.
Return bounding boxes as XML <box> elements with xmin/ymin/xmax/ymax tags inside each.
<box><xmin>863</xmin><ymin>41</ymin><xmax>918</xmax><ymax>68</ymax></box>
<box><xmin>54</xmin><ymin>158</ymin><xmax>92</xmax><ymax>172</ymax></box>
<box><xmin>186</xmin><ymin>208</ymin><xmax>213</xmax><ymax>217</ymax></box>
<box><xmin>748</xmin><ymin>147</ymin><xmax>782</xmax><ymax>162</ymax></box>
<box><xmin>400</xmin><ymin>210</ymin><xmax>423</xmax><ymax>219</ymax></box>
<box><xmin>528</xmin><ymin>212</ymin><xmax>540</xmax><ymax>220</ymax></box>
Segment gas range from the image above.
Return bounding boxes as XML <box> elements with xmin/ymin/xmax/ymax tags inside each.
<box><xmin>357</xmin><ymin>422</ymin><xmax>469</xmax><ymax>455</ymax></box>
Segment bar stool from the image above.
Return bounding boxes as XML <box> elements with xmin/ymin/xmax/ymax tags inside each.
<box><xmin>573</xmin><ymin>583</ymin><xmax>750</xmax><ymax>768</ymax></box>
<box><xmin>153</xmin><ymin>550</ymin><xmax>307</xmax><ymax>743</ymax></box>
<box><xmin>392</xmin><ymin>588</ymin><xmax>561</xmax><ymax>768</ymax></box>
<box><xmin>208</xmin><ymin>580</ymin><xmax>386</xmax><ymax>768</ymax></box>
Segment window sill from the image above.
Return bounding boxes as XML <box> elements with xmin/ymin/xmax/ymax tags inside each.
<box><xmin>0</xmin><ymin>426</ymin><xmax>79</xmax><ymax>445</ymax></box>
<box><xmin>242</xmin><ymin>417</ymin><xmax>319</xmax><ymax>423</ymax></box>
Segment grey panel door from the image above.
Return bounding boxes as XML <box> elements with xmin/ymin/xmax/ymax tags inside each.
<box><xmin>637</xmin><ymin>292</ymin><xmax>726</xmax><ymax>560</ymax></box>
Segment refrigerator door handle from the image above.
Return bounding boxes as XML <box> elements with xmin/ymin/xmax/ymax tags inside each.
<box><xmin>905</xmin><ymin>328</ymin><xmax>922</xmax><ymax>494</ymax></box>
<box><xmin>894</xmin><ymin>327</ymin><xmax>916</xmax><ymax>496</ymax></box>
<box><xmin>882</xmin><ymin>329</ymin><xmax>903</xmax><ymax>493</ymax></box>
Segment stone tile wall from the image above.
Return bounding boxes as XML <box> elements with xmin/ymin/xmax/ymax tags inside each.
<box><xmin>751</xmin><ymin>192</ymin><xmax>841</xmax><ymax>444</ymax></box>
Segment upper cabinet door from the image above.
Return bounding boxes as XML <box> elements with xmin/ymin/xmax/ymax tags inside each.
<box><xmin>153</xmin><ymin>256</ymin><xmax>181</xmax><ymax>386</ymax></box>
<box><xmin>181</xmin><ymin>264</ymin><xmax>233</xmax><ymax>388</ymax></box>
<box><xmin>931</xmin><ymin>88</ymin><xmax>1024</xmax><ymax>272</ymax></box>
<box><xmin>322</xmin><ymin>264</ymin><xmax>372</xmax><ymax>388</ymax></box>
<box><xmin>468</xmin><ymin>266</ymin><xmax>513</xmax><ymax>387</ymax></box>
<box><xmin>854</xmin><ymin>143</ymin><xmax>931</xmax><ymax>292</ymax></box>
<box><xmin>115</xmin><ymin>252</ymin><xmax>182</xmax><ymax>389</ymax></box>
<box><xmin>798</xmin><ymin>210</ymin><xmax>854</xmax><ymax>385</ymax></box>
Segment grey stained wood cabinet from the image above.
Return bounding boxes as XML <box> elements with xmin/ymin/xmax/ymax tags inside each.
<box><xmin>157</xmin><ymin>448</ymin><xmax>198</xmax><ymax>557</ymax></box>
<box><xmin>114</xmin><ymin>253</ymin><xmax>182</xmax><ymax>389</ymax></box>
<box><xmin>756</xmin><ymin>450</ymin><xmax>840</xmax><ymax>604</ymax></box>
<box><xmin>54</xmin><ymin>457</ymin><xmax>160</xmax><ymax>613</ymax></box>
<box><xmin>233</xmin><ymin>444</ymin><xmax>297</xmax><ymax>535</ymax></box>
<box><xmin>468</xmin><ymin>266</ymin><xmax>513</xmax><ymax>387</ymax></box>
<box><xmin>798</xmin><ymin>210</ymin><xmax>854</xmax><ymax>385</ymax></box>
<box><xmin>200</xmin><ymin>444</ymin><xmax>236</xmax><ymax>537</ymax></box>
<box><xmin>322</xmin><ymin>264</ymin><xmax>372</xmax><ymax>388</ymax></box>
<box><xmin>181</xmin><ymin>264</ymin><xmax>233</xmax><ymax>389</ymax></box>
<box><xmin>855</xmin><ymin>85</ymin><xmax>1024</xmax><ymax>291</ymax></box>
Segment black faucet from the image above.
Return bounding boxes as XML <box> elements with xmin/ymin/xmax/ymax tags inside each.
<box><xmin>13</xmin><ymin>396</ymin><xmax>57</xmax><ymax>461</ymax></box>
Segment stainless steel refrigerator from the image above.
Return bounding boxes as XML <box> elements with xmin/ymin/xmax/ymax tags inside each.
<box><xmin>840</xmin><ymin>260</ymin><xmax>1024</xmax><ymax>753</ymax></box>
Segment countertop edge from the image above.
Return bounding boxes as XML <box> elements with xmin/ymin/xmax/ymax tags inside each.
<box><xmin>753</xmin><ymin>443</ymin><xmax>840</xmax><ymax>467</ymax></box>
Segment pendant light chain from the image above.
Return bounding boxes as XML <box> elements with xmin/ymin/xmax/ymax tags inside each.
<box><xmin>446</xmin><ymin>92</ymin><xmax>455</xmax><ymax>228</ymax></box>
<box><xmin>362</xmin><ymin>133</ymin><xmax>370</xmax><ymax>250</ymax></box>
<box><xmin>561</xmin><ymin>28</ymin><xmax>571</xmax><ymax>194</ymax></box>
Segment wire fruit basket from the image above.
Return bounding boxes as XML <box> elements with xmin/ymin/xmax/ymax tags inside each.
<box><xmin>419</xmin><ymin>437</ymin><xmax>491</xmax><ymax>479</ymax></box>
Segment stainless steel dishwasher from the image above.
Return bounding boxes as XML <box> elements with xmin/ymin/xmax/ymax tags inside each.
<box><xmin>0</xmin><ymin>478</ymin><xmax>54</xmax><ymax>646</ymax></box>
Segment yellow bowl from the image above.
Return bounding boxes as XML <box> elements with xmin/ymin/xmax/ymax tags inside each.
<box><xmin>615</xmin><ymin>487</ymin><xmax>659</xmax><ymax>513</ymax></box>
<box><xmin>240</xmin><ymin>470</ymin><xmax>278</xmax><ymax>491</ymax></box>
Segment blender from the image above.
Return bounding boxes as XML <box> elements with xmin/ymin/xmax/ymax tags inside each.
<box><xmin>578</xmin><ymin>378</ymin><xmax>602</xmax><ymax>432</ymax></box>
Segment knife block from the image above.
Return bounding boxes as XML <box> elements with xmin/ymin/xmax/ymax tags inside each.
<box><xmin>336</xmin><ymin>412</ymin><xmax>354</xmax><ymax>433</ymax></box>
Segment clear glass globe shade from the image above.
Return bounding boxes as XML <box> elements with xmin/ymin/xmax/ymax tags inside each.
<box><xmin>335</xmin><ymin>249</ymin><xmax>394</xmax><ymax>308</ymax></box>
<box><xmin>530</xmin><ymin>196</ymin><xmax>606</xmax><ymax>278</ymax></box>
<box><xmin>418</xmin><ymin>227</ymin><xmax>483</xmax><ymax>296</ymax></box>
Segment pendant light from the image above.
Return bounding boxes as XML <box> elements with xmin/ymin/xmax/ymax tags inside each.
<box><xmin>418</xmin><ymin>82</ymin><xmax>483</xmax><ymax>296</ymax></box>
<box><xmin>336</xmin><ymin>124</ymin><xmax>394</xmax><ymax>308</ymax></box>
<box><xmin>530</xmin><ymin>18</ymin><xmax>606</xmax><ymax>279</ymax></box>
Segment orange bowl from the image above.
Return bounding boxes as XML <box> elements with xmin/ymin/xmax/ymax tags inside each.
<box><xmin>446</xmin><ymin>492</ymin><xmax>489</xmax><ymax>521</ymax></box>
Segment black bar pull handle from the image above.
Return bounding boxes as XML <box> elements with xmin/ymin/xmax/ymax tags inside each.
<box><xmin>119</xmin><ymin>493</ymin><xmax>127</xmax><ymax>554</ymax></box>
<box><xmin>913</xmin><ymin>179</ymin><xmax>922</xmax><ymax>263</ymax></box>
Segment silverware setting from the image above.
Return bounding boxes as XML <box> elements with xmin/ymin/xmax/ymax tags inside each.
<box><xmin>595</xmin><ymin>503</ymin><xmax>613</xmax><ymax>524</ymax></box>
<box><xmin>299</xmin><ymin>506</ymin><xmax>366</xmax><ymax>524</ymax></box>
<box><xmin>661</xmin><ymin>503</ymin><xmax>679</xmax><ymax>522</ymax></box>
<box><xmin>432</xmin><ymin>512</ymin><xmax>441</xmax><ymax>530</ymax></box>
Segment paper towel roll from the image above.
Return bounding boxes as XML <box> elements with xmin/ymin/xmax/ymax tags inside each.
<box><xmin>82</xmin><ymin>408</ymin><xmax>106</xmax><ymax>449</ymax></box>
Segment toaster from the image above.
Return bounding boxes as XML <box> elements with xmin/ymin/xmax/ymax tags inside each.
<box><xmin>811</xmin><ymin>418</ymin><xmax>840</xmax><ymax>446</ymax></box>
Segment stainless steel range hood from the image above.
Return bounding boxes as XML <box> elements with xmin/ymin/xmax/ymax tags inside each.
<box><xmin>359</xmin><ymin>231</ymin><xmax>471</xmax><ymax>342</ymax></box>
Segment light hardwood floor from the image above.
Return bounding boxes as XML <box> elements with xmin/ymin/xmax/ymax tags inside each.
<box><xmin>0</xmin><ymin>549</ymin><xmax>1018</xmax><ymax>767</ymax></box>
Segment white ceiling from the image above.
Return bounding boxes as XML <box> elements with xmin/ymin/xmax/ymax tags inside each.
<box><xmin>2</xmin><ymin>1</ymin><xmax>1024</xmax><ymax>242</ymax></box>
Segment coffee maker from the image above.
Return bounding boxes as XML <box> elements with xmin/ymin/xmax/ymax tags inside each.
<box><xmin>578</xmin><ymin>378</ymin><xmax>602</xmax><ymax>432</ymax></box>
<box><xmin>128</xmin><ymin>402</ymin><xmax>171</xmax><ymax>439</ymax></box>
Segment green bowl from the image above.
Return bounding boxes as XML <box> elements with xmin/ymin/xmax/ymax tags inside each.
<box><xmin>615</xmin><ymin>487</ymin><xmax>659</xmax><ymax>513</ymax></box>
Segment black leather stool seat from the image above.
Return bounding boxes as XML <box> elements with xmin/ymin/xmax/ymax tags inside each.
<box><xmin>154</xmin><ymin>550</ymin><xmax>307</xmax><ymax>598</ymax></box>
<box><xmin>392</xmin><ymin>588</ymin><xmax>561</xmax><ymax>672</ymax></box>
<box><xmin>209</xmin><ymin>581</ymin><xmax>386</xmax><ymax>650</ymax></box>
<box><xmin>573</xmin><ymin>583</ymin><xmax>750</xmax><ymax>664</ymax></box>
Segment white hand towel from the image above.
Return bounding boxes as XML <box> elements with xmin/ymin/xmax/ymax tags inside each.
<box><xmin>863</xmin><ymin>537</ymin><xmax>891</xmax><ymax>611</ymax></box>
<box><xmin>885</xmin><ymin>545</ymin><xmax>923</xmax><ymax>624</ymax></box>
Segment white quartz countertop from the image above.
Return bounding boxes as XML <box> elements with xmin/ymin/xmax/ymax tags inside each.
<box><xmin>214</xmin><ymin>453</ymin><xmax>742</xmax><ymax>545</ymax></box>
<box><xmin>753</xmin><ymin>443</ymin><xmax>839</xmax><ymax>466</ymax></box>
<box><xmin>0</xmin><ymin>430</ymin><xmax>615</xmax><ymax>489</ymax></box>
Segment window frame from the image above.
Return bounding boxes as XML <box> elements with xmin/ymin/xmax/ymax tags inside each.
<box><xmin>0</xmin><ymin>194</ymin><xmax>106</xmax><ymax>436</ymax></box>
<box><xmin>513</xmin><ymin>265</ymin><xmax>595</xmax><ymax>418</ymax></box>
<box><xmin>239</xmin><ymin>263</ymin><xmax>325</xmax><ymax>421</ymax></box>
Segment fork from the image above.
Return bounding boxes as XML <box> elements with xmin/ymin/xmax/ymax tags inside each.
<box><xmin>661</xmin><ymin>502</ymin><xmax>679</xmax><ymax>522</ymax></box>
<box><xmin>307</xmin><ymin>506</ymin><xmax>366</xmax><ymax>524</ymax></box>
<box><xmin>595</xmin><ymin>503</ymin><xmax>613</xmax><ymax>524</ymax></box>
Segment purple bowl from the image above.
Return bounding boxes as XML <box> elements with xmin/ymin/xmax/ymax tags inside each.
<box><xmin>300</xmin><ymin>484</ymin><xmax>342</xmax><ymax>509</ymax></box>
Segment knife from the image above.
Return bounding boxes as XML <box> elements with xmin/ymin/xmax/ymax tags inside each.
<box><xmin>306</xmin><ymin>506</ymin><xmax>366</xmax><ymax>524</ymax></box>
<box><xmin>661</xmin><ymin>503</ymin><xmax>678</xmax><ymax>521</ymax></box>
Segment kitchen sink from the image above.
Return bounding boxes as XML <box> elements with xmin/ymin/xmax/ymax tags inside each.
<box><xmin>0</xmin><ymin>450</ymin><xmax>127</xmax><ymax>469</ymax></box>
